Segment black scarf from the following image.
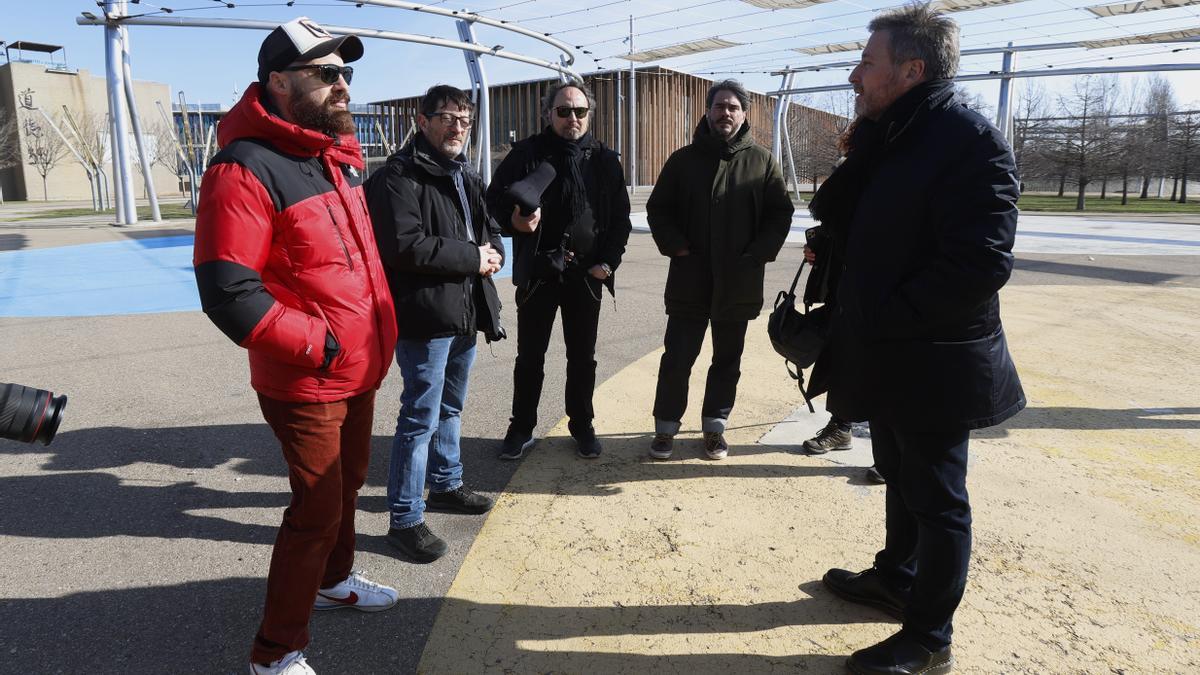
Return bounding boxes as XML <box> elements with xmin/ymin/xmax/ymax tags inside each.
<box><xmin>692</xmin><ymin>117</ymin><xmax>753</xmax><ymax>157</ymax></box>
<box><xmin>533</xmin><ymin>127</ymin><xmax>596</xmax><ymax>224</ymax></box>
<box><xmin>809</xmin><ymin>78</ymin><xmax>956</xmax><ymax>228</ymax></box>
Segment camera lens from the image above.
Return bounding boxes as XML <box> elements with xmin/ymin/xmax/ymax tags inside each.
<box><xmin>0</xmin><ymin>382</ymin><xmax>68</xmax><ymax>446</ymax></box>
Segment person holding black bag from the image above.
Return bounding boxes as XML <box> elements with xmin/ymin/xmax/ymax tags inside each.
<box><xmin>485</xmin><ymin>81</ymin><xmax>632</xmax><ymax>460</ymax></box>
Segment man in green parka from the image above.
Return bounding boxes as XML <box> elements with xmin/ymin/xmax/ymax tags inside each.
<box><xmin>646</xmin><ymin>79</ymin><xmax>795</xmax><ymax>460</ymax></box>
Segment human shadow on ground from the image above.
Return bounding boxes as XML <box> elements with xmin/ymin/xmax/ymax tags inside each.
<box><xmin>0</xmin><ymin>471</ymin><xmax>286</xmax><ymax>544</ymax></box>
<box><xmin>0</xmin><ymin>577</ymin><xmax>878</xmax><ymax>674</ymax></box>
<box><xmin>1013</xmin><ymin>258</ymin><xmax>1187</xmax><ymax>285</ymax></box>
<box><xmin>976</xmin><ymin>406</ymin><xmax>1200</xmax><ymax>438</ymax></box>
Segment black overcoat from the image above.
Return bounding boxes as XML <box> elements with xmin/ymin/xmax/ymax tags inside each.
<box><xmin>646</xmin><ymin>120</ymin><xmax>795</xmax><ymax>321</ymax></box>
<box><xmin>819</xmin><ymin>82</ymin><xmax>1025</xmax><ymax>431</ymax></box>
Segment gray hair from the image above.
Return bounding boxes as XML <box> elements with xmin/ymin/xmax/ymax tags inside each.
<box><xmin>705</xmin><ymin>79</ymin><xmax>750</xmax><ymax>110</ymax></box>
<box><xmin>868</xmin><ymin>3</ymin><xmax>960</xmax><ymax>81</ymax></box>
<box><xmin>541</xmin><ymin>81</ymin><xmax>597</xmax><ymax>120</ymax></box>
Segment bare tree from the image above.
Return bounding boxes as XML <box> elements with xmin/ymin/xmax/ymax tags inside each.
<box><xmin>1112</xmin><ymin>80</ymin><xmax>1146</xmax><ymax>206</ymax></box>
<box><xmin>1140</xmin><ymin>75</ymin><xmax>1176</xmax><ymax>199</ymax></box>
<box><xmin>1170</xmin><ymin>111</ymin><xmax>1200</xmax><ymax>203</ymax></box>
<box><xmin>955</xmin><ymin>84</ymin><xmax>994</xmax><ymax>119</ymax></box>
<box><xmin>793</xmin><ymin>90</ymin><xmax>853</xmax><ymax>192</ymax></box>
<box><xmin>131</xmin><ymin>122</ymin><xmax>185</xmax><ymax>196</ymax></box>
<box><xmin>22</xmin><ymin>112</ymin><xmax>69</xmax><ymax>201</ymax></box>
<box><xmin>1047</xmin><ymin>75</ymin><xmax>1121</xmax><ymax>210</ymax></box>
<box><xmin>1012</xmin><ymin>81</ymin><xmax>1052</xmax><ymax>188</ymax></box>
<box><xmin>0</xmin><ymin>108</ymin><xmax>20</xmax><ymax>204</ymax></box>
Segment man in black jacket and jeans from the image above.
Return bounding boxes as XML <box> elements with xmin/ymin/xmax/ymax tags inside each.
<box><xmin>486</xmin><ymin>81</ymin><xmax>631</xmax><ymax>460</ymax></box>
<box><xmin>366</xmin><ymin>85</ymin><xmax>504</xmax><ymax>563</ymax></box>
<box><xmin>810</xmin><ymin>5</ymin><xmax>1024</xmax><ymax>674</ymax></box>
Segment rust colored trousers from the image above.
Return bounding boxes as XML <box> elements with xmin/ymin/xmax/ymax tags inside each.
<box><xmin>250</xmin><ymin>389</ymin><xmax>375</xmax><ymax>664</ymax></box>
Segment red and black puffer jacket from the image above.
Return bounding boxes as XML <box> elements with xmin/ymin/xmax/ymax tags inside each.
<box><xmin>193</xmin><ymin>83</ymin><xmax>398</xmax><ymax>403</ymax></box>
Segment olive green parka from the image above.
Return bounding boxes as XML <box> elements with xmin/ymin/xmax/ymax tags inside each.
<box><xmin>646</xmin><ymin>118</ymin><xmax>795</xmax><ymax>320</ymax></box>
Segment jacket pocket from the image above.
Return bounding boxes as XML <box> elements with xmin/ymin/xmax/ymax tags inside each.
<box><xmin>325</xmin><ymin>205</ymin><xmax>355</xmax><ymax>270</ymax></box>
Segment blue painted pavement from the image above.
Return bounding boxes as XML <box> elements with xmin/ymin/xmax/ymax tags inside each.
<box><xmin>0</xmin><ymin>235</ymin><xmax>513</xmax><ymax>318</ymax></box>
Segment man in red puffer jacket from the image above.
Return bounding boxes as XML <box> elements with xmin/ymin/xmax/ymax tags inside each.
<box><xmin>192</xmin><ymin>17</ymin><xmax>398</xmax><ymax>675</ymax></box>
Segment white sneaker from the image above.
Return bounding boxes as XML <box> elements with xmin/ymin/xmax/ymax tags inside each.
<box><xmin>250</xmin><ymin>650</ymin><xmax>315</xmax><ymax>674</ymax></box>
<box><xmin>314</xmin><ymin>570</ymin><xmax>398</xmax><ymax>612</ymax></box>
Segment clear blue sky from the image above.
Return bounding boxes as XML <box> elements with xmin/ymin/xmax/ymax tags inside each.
<box><xmin>6</xmin><ymin>1</ymin><xmax>1199</xmax><ymax>114</ymax></box>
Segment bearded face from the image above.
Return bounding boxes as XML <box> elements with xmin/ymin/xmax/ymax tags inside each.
<box><xmin>274</xmin><ymin>53</ymin><xmax>356</xmax><ymax>136</ymax></box>
<box><xmin>287</xmin><ymin>87</ymin><xmax>355</xmax><ymax>136</ymax></box>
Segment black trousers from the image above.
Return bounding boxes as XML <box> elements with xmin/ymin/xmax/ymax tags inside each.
<box><xmin>870</xmin><ymin>420</ymin><xmax>972</xmax><ymax>650</ymax></box>
<box><xmin>652</xmin><ymin>315</ymin><xmax>749</xmax><ymax>435</ymax></box>
<box><xmin>509</xmin><ymin>274</ymin><xmax>602</xmax><ymax>436</ymax></box>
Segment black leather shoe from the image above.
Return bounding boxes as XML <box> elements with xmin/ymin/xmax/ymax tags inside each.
<box><xmin>426</xmin><ymin>487</ymin><xmax>494</xmax><ymax>514</ymax></box>
<box><xmin>386</xmin><ymin>523</ymin><xmax>448</xmax><ymax>563</ymax></box>
<box><xmin>847</xmin><ymin>631</ymin><xmax>952</xmax><ymax>674</ymax></box>
<box><xmin>823</xmin><ymin>567</ymin><xmax>908</xmax><ymax>621</ymax></box>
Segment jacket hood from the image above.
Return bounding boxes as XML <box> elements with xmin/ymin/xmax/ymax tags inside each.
<box><xmin>218</xmin><ymin>83</ymin><xmax>364</xmax><ymax>168</ymax></box>
<box><xmin>693</xmin><ymin>118</ymin><xmax>754</xmax><ymax>157</ymax></box>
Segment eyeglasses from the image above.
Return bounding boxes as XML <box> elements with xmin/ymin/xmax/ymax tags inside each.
<box><xmin>430</xmin><ymin>112</ymin><xmax>474</xmax><ymax>129</ymax></box>
<box><xmin>554</xmin><ymin>106</ymin><xmax>590</xmax><ymax>119</ymax></box>
<box><xmin>284</xmin><ymin>64</ymin><xmax>353</xmax><ymax>85</ymax></box>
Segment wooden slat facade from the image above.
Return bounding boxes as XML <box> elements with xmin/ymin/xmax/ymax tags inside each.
<box><xmin>371</xmin><ymin>66</ymin><xmax>844</xmax><ymax>186</ymax></box>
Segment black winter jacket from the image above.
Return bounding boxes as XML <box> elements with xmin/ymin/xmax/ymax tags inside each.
<box><xmin>365</xmin><ymin>135</ymin><xmax>505</xmax><ymax>341</ymax></box>
<box><xmin>817</xmin><ymin>80</ymin><xmax>1025</xmax><ymax>431</ymax></box>
<box><xmin>647</xmin><ymin>119</ymin><xmax>794</xmax><ymax>321</ymax></box>
<box><xmin>486</xmin><ymin>130</ymin><xmax>631</xmax><ymax>290</ymax></box>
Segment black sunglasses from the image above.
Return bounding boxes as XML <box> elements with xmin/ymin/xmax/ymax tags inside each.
<box><xmin>554</xmin><ymin>106</ymin><xmax>590</xmax><ymax>119</ymax></box>
<box><xmin>284</xmin><ymin>64</ymin><xmax>354</xmax><ymax>85</ymax></box>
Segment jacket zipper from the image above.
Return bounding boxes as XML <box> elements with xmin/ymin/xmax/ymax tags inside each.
<box><xmin>326</xmin><ymin>204</ymin><xmax>355</xmax><ymax>270</ymax></box>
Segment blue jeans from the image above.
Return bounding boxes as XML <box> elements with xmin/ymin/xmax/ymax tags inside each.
<box><xmin>387</xmin><ymin>334</ymin><xmax>476</xmax><ymax>529</ymax></box>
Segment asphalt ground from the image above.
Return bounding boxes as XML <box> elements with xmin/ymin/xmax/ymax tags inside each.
<box><xmin>1</xmin><ymin>207</ymin><xmax>1198</xmax><ymax>673</ymax></box>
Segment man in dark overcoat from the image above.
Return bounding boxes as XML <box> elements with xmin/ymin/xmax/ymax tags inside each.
<box><xmin>808</xmin><ymin>5</ymin><xmax>1025</xmax><ymax>674</ymax></box>
<box><xmin>646</xmin><ymin>79</ymin><xmax>795</xmax><ymax>460</ymax></box>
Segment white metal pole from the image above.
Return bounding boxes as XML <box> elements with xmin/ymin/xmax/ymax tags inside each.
<box><xmin>772</xmin><ymin>72</ymin><xmax>789</xmax><ymax>159</ymax></box>
<box><xmin>457</xmin><ymin>19</ymin><xmax>492</xmax><ymax>183</ymax></box>
<box><xmin>110</xmin><ymin>110</ymin><xmax>127</xmax><ymax>221</ymax></box>
<box><xmin>996</xmin><ymin>43</ymin><xmax>1015</xmax><ymax>142</ymax></box>
<box><xmin>104</xmin><ymin>2</ymin><xmax>137</xmax><ymax>224</ymax></box>
<box><xmin>120</xmin><ymin>20</ymin><xmax>161</xmax><ymax>221</ymax></box>
<box><xmin>628</xmin><ymin>16</ymin><xmax>637</xmax><ymax>193</ymax></box>
<box><xmin>615</xmin><ymin>71</ymin><xmax>623</xmax><ymax>169</ymax></box>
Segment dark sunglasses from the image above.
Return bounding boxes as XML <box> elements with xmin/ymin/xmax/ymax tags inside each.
<box><xmin>554</xmin><ymin>106</ymin><xmax>590</xmax><ymax>119</ymax></box>
<box><xmin>284</xmin><ymin>64</ymin><xmax>354</xmax><ymax>85</ymax></box>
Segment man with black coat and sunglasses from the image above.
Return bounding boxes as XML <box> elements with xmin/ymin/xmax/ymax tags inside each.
<box><xmin>365</xmin><ymin>84</ymin><xmax>505</xmax><ymax>564</ymax></box>
<box><xmin>485</xmin><ymin>81</ymin><xmax>632</xmax><ymax>461</ymax></box>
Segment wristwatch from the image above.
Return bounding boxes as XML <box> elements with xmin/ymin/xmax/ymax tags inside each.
<box><xmin>599</xmin><ymin>263</ymin><xmax>612</xmax><ymax>278</ymax></box>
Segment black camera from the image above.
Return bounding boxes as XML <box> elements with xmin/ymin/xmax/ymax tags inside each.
<box><xmin>1</xmin><ymin>382</ymin><xmax>67</xmax><ymax>446</ymax></box>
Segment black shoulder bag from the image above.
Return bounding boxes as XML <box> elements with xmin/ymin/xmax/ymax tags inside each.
<box><xmin>766</xmin><ymin>260</ymin><xmax>829</xmax><ymax>412</ymax></box>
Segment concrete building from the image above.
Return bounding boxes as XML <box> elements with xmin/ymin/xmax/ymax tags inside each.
<box><xmin>0</xmin><ymin>42</ymin><xmax>177</xmax><ymax>202</ymax></box>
